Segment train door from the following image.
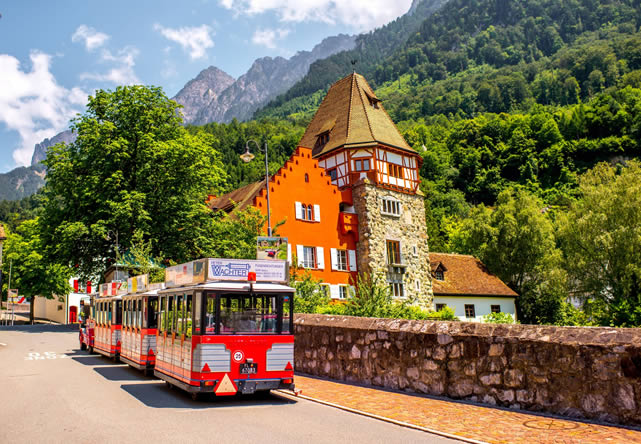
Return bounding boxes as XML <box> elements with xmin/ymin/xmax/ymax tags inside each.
<box><xmin>172</xmin><ymin>294</ymin><xmax>183</xmax><ymax>379</ymax></box>
<box><xmin>180</xmin><ymin>292</ymin><xmax>193</xmax><ymax>380</ymax></box>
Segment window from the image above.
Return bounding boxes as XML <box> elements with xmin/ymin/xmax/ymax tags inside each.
<box><xmin>386</xmin><ymin>240</ymin><xmax>401</xmax><ymax>265</ymax></box>
<box><xmin>381</xmin><ymin>197</ymin><xmax>401</xmax><ymax>216</ymax></box>
<box><xmin>206</xmin><ymin>292</ymin><xmax>291</xmax><ymax>334</ymax></box>
<box><xmin>390</xmin><ymin>282</ymin><xmax>404</xmax><ymax>297</ymax></box>
<box><xmin>328</xmin><ymin>168</ymin><xmax>337</xmax><ymax>182</ymax></box>
<box><xmin>320</xmin><ymin>284</ymin><xmax>330</xmax><ymax>298</ymax></box>
<box><xmin>435</xmin><ymin>303</ymin><xmax>446</xmax><ymax>312</ymax></box>
<box><xmin>434</xmin><ymin>270</ymin><xmax>444</xmax><ymax>281</ymax></box>
<box><xmin>316</xmin><ymin>131</ymin><xmax>330</xmax><ymax>147</ymax></box>
<box><xmin>147</xmin><ymin>297</ymin><xmax>158</xmax><ymax>329</ymax></box>
<box><xmin>302</xmin><ymin>246</ymin><xmax>316</xmax><ymax>269</ymax></box>
<box><xmin>491</xmin><ymin>305</ymin><xmax>501</xmax><ymax>313</ymax></box>
<box><xmin>415</xmin><ymin>280</ymin><xmax>420</xmax><ymax>291</ymax></box>
<box><xmin>335</xmin><ymin>249</ymin><xmax>348</xmax><ymax>271</ymax></box>
<box><xmin>306</xmin><ymin>204</ymin><xmax>313</xmax><ymax>221</ymax></box>
<box><xmin>465</xmin><ymin>304</ymin><xmax>476</xmax><ymax>318</ymax></box>
<box><xmin>354</xmin><ymin>159</ymin><xmax>371</xmax><ymax>172</ymax></box>
<box><xmin>305</xmin><ymin>173</ymin><xmax>309</xmax><ymax>182</ymax></box>
<box><xmin>388</xmin><ymin>163</ymin><xmax>403</xmax><ymax>178</ymax></box>
<box><xmin>338</xmin><ymin>286</ymin><xmax>349</xmax><ymax>299</ymax></box>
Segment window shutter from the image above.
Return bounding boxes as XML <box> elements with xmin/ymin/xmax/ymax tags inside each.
<box><xmin>348</xmin><ymin>250</ymin><xmax>357</xmax><ymax>272</ymax></box>
<box><xmin>330</xmin><ymin>248</ymin><xmax>338</xmax><ymax>271</ymax></box>
<box><xmin>295</xmin><ymin>202</ymin><xmax>302</xmax><ymax>220</ymax></box>
<box><xmin>329</xmin><ymin>285</ymin><xmax>340</xmax><ymax>299</ymax></box>
<box><xmin>314</xmin><ymin>204</ymin><xmax>321</xmax><ymax>222</ymax></box>
<box><xmin>296</xmin><ymin>245</ymin><xmax>304</xmax><ymax>267</ymax></box>
<box><xmin>287</xmin><ymin>243</ymin><xmax>292</xmax><ymax>264</ymax></box>
<box><xmin>316</xmin><ymin>247</ymin><xmax>324</xmax><ymax>269</ymax></box>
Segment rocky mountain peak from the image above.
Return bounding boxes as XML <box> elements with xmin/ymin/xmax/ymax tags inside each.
<box><xmin>173</xmin><ymin>66</ymin><xmax>235</xmax><ymax>124</ymax></box>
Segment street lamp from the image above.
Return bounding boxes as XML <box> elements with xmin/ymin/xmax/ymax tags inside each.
<box><xmin>241</xmin><ymin>140</ymin><xmax>272</xmax><ymax>236</ymax></box>
<box><xmin>0</xmin><ymin>224</ymin><xmax>6</xmax><ymax>309</ymax></box>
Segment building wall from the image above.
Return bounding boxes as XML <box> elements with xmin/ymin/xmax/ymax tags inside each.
<box><xmin>252</xmin><ymin>147</ymin><xmax>358</xmax><ymax>293</ymax></box>
<box><xmin>294</xmin><ymin>313</ymin><xmax>641</xmax><ymax>426</ymax></box>
<box><xmin>352</xmin><ymin>179</ymin><xmax>433</xmax><ymax>307</ymax></box>
<box><xmin>433</xmin><ymin>296</ymin><xmax>517</xmax><ymax>322</ymax></box>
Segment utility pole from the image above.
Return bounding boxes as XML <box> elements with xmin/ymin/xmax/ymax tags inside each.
<box><xmin>7</xmin><ymin>260</ymin><xmax>12</xmax><ymax>326</ymax></box>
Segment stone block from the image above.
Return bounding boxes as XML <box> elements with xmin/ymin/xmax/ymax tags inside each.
<box><xmin>488</xmin><ymin>343</ymin><xmax>504</xmax><ymax>356</ymax></box>
<box><xmin>480</xmin><ymin>373</ymin><xmax>502</xmax><ymax>386</ymax></box>
<box><xmin>350</xmin><ymin>345</ymin><xmax>361</xmax><ymax>360</ymax></box>
<box><xmin>504</xmin><ymin>369</ymin><xmax>524</xmax><ymax>388</ymax></box>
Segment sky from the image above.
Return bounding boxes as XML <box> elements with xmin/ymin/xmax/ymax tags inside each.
<box><xmin>0</xmin><ymin>0</ymin><xmax>414</xmax><ymax>173</ymax></box>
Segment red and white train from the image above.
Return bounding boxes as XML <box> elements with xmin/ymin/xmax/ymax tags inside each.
<box><xmin>80</xmin><ymin>258</ymin><xmax>297</xmax><ymax>399</ymax></box>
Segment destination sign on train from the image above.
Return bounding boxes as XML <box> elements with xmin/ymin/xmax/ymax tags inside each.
<box><xmin>165</xmin><ymin>258</ymin><xmax>288</xmax><ymax>287</ymax></box>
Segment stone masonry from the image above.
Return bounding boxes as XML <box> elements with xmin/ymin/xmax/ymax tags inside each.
<box><xmin>352</xmin><ymin>178</ymin><xmax>433</xmax><ymax>307</ymax></box>
<box><xmin>294</xmin><ymin>314</ymin><xmax>641</xmax><ymax>426</ymax></box>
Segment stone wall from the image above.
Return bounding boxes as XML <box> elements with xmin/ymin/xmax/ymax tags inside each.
<box><xmin>294</xmin><ymin>314</ymin><xmax>641</xmax><ymax>426</ymax></box>
<box><xmin>352</xmin><ymin>179</ymin><xmax>433</xmax><ymax>307</ymax></box>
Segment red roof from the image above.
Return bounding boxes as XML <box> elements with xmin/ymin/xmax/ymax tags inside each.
<box><xmin>207</xmin><ymin>180</ymin><xmax>266</xmax><ymax>213</ymax></box>
<box><xmin>430</xmin><ymin>253</ymin><xmax>518</xmax><ymax>298</ymax></box>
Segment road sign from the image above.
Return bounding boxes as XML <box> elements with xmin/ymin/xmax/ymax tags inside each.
<box><xmin>8</xmin><ymin>289</ymin><xmax>18</xmax><ymax>303</ymax></box>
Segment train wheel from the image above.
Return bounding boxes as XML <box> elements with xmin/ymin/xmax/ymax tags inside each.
<box><xmin>165</xmin><ymin>381</ymin><xmax>172</xmax><ymax>390</ymax></box>
<box><xmin>88</xmin><ymin>346</ymin><xmax>93</xmax><ymax>354</ymax></box>
<box><xmin>80</xmin><ymin>342</ymin><xmax>87</xmax><ymax>351</ymax></box>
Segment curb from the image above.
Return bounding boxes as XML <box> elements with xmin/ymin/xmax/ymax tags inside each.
<box><xmin>275</xmin><ymin>390</ymin><xmax>489</xmax><ymax>444</ymax></box>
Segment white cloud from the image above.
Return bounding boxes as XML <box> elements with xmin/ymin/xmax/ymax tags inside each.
<box><xmin>80</xmin><ymin>46</ymin><xmax>140</xmax><ymax>85</ymax></box>
<box><xmin>219</xmin><ymin>0</ymin><xmax>413</xmax><ymax>31</ymax></box>
<box><xmin>154</xmin><ymin>24</ymin><xmax>214</xmax><ymax>60</ymax></box>
<box><xmin>71</xmin><ymin>25</ymin><xmax>110</xmax><ymax>51</ymax></box>
<box><xmin>0</xmin><ymin>52</ymin><xmax>87</xmax><ymax>166</ymax></box>
<box><xmin>252</xmin><ymin>28</ymin><xmax>290</xmax><ymax>49</ymax></box>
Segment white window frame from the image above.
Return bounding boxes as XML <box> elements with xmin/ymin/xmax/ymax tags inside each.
<box><xmin>338</xmin><ymin>285</ymin><xmax>349</xmax><ymax>300</ymax></box>
<box><xmin>381</xmin><ymin>196</ymin><xmax>402</xmax><ymax>217</ymax></box>
<box><xmin>302</xmin><ymin>246</ymin><xmax>316</xmax><ymax>269</ymax></box>
<box><xmin>390</xmin><ymin>282</ymin><xmax>404</xmax><ymax>298</ymax></box>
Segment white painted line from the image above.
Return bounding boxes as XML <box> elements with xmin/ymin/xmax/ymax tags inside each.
<box><xmin>274</xmin><ymin>390</ymin><xmax>488</xmax><ymax>444</ymax></box>
<box><xmin>0</xmin><ymin>343</ymin><xmax>6</xmax><ymax>346</ymax></box>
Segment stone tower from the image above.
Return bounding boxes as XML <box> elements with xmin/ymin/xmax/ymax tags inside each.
<box><xmin>297</xmin><ymin>72</ymin><xmax>433</xmax><ymax>307</ymax></box>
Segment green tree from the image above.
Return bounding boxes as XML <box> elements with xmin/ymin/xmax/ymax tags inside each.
<box><xmin>41</xmin><ymin>85</ymin><xmax>225</xmax><ymax>279</ymax></box>
<box><xmin>2</xmin><ymin>220</ymin><xmax>71</xmax><ymax>322</ymax></box>
<box><xmin>451</xmin><ymin>188</ymin><xmax>569</xmax><ymax>324</ymax></box>
<box><xmin>559</xmin><ymin>160</ymin><xmax>641</xmax><ymax>326</ymax></box>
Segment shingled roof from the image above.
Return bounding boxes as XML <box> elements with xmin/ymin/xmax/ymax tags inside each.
<box><xmin>298</xmin><ymin>72</ymin><xmax>416</xmax><ymax>158</ymax></box>
<box><xmin>208</xmin><ymin>180</ymin><xmax>265</xmax><ymax>213</ymax></box>
<box><xmin>430</xmin><ymin>253</ymin><xmax>518</xmax><ymax>298</ymax></box>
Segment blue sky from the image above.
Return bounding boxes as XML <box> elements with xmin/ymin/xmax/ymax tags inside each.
<box><xmin>0</xmin><ymin>0</ymin><xmax>413</xmax><ymax>173</ymax></box>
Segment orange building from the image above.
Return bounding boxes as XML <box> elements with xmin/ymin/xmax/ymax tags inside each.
<box><xmin>209</xmin><ymin>146</ymin><xmax>359</xmax><ymax>299</ymax></box>
<box><xmin>211</xmin><ymin>72</ymin><xmax>434</xmax><ymax>306</ymax></box>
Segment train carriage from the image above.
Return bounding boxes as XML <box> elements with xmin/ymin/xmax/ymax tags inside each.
<box><xmin>154</xmin><ymin>258</ymin><xmax>296</xmax><ymax>399</ymax></box>
<box><xmin>79</xmin><ymin>294</ymin><xmax>96</xmax><ymax>351</ymax></box>
<box><xmin>119</xmin><ymin>275</ymin><xmax>164</xmax><ymax>374</ymax></box>
<box><xmin>93</xmin><ymin>282</ymin><xmax>126</xmax><ymax>360</ymax></box>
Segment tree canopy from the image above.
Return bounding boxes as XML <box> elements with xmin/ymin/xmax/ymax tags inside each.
<box><xmin>40</xmin><ymin>85</ymin><xmax>226</xmax><ymax>279</ymax></box>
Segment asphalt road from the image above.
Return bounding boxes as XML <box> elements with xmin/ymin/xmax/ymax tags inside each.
<box><xmin>0</xmin><ymin>325</ymin><xmax>462</xmax><ymax>444</ymax></box>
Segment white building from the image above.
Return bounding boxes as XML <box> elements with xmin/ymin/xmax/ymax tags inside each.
<box><xmin>430</xmin><ymin>253</ymin><xmax>518</xmax><ymax>322</ymax></box>
<box><xmin>33</xmin><ymin>277</ymin><xmax>93</xmax><ymax>324</ymax></box>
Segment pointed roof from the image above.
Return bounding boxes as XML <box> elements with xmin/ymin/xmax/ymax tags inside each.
<box><xmin>298</xmin><ymin>72</ymin><xmax>415</xmax><ymax>158</ymax></box>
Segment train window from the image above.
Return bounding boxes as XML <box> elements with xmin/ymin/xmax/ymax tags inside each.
<box><xmin>175</xmin><ymin>295</ymin><xmax>184</xmax><ymax>335</ymax></box>
<box><xmin>167</xmin><ymin>296</ymin><xmax>174</xmax><ymax>333</ymax></box>
<box><xmin>148</xmin><ymin>298</ymin><xmax>158</xmax><ymax>329</ymax></box>
<box><xmin>205</xmin><ymin>295</ymin><xmax>216</xmax><ymax>334</ymax></box>
<box><xmin>194</xmin><ymin>292</ymin><xmax>201</xmax><ymax>335</ymax></box>
<box><xmin>135</xmin><ymin>299</ymin><xmax>140</xmax><ymax>328</ymax></box>
<box><xmin>124</xmin><ymin>300</ymin><xmax>129</xmax><ymax>327</ymax></box>
<box><xmin>116</xmin><ymin>300</ymin><xmax>122</xmax><ymax>325</ymax></box>
<box><xmin>158</xmin><ymin>297</ymin><xmax>165</xmax><ymax>333</ymax></box>
<box><xmin>207</xmin><ymin>293</ymin><xmax>282</xmax><ymax>335</ymax></box>
<box><xmin>185</xmin><ymin>294</ymin><xmax>193</xmax><ymax>338</ymax></box>
<box><xmin>107</xmin><ymin>301</ymin><xmax>112</xmax><ymax>324</ymax></box>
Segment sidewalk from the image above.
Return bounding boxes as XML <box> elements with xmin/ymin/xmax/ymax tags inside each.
<box><xmin>291</xmin><ymin>374</ymin><xmax>641</xmax><ymax>444</ymax></box>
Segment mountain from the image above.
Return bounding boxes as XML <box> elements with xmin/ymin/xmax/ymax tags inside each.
<box><xmin>171</xmin><ymin>67</ymin><xmax>235</xmax><ymax>124</ymax></box>
<box><xmin>174</xmin><ymin>34</ymin><xmax>357</xmax><ymax>125</ymax></box>
<box><xmin>31</xmin><ymin>129</ymin><xmax>77</xmax><ymax>165</ymax></box>
<box><xmin>0</xmin><ymin>163</ymin><xmax>46</xmax><ymax>201</ymax></box>
<box><xmin>254</xmin><ymin>0</ymin><xmax>449</xmax><ymax>120</ymax></box>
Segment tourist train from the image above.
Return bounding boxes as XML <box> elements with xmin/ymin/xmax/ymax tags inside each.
<box><xmin>79</xmin><ymin>258</ymin><xmax>297</xmax><ymax>400</ymax></box>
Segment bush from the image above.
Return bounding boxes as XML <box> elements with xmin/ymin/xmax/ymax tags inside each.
<box><xmin>482</xmin><ymin>312</ymin><xmax>518</xmax><ymax>324</ymax></box>
<box><xmin>292</xmin><ymin>270</ymin><xmax>330</xmax><ymax>314</ymax></box>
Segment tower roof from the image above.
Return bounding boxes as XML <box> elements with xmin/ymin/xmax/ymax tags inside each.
<box><xmin>298</xmin><ymin>72</ymin><xmax>415</xmax><ymax>158</ymax></box>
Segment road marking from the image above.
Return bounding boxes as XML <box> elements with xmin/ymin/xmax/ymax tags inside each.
<box><xmin>0</xmin><ymin>342</ymin><xmax>7</xmax><ymax>346</ymax></box>
<box><xmin>24</xmin><ymin>352</ymin><xmax>70</xmax><ymax>360</ymax></box>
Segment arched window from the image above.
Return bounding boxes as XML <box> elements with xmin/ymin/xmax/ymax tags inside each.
<box><xmin>306</xmin><ymin>204</ymin><xmax>313</xmax><ymax>221</ymax></box>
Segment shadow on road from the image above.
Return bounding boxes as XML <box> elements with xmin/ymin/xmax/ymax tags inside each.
<box><xmin>94</xmin><ymin>365</ymin><xmax>154</xmax><ymax>381</ymax></box>
<box><xmin>0</xmin><ymin>324</ymin><xmax>78</xmax><ymax>333</ymax></box>
<box><xmin>71</xmin><ymin>355</ymin><xmax>114</xmax><ymax>366</ymax></box>
<box><xmin>121</xmin><ymin>382</ymin><xmax>297</xmax><ymax>409</ymax></box>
